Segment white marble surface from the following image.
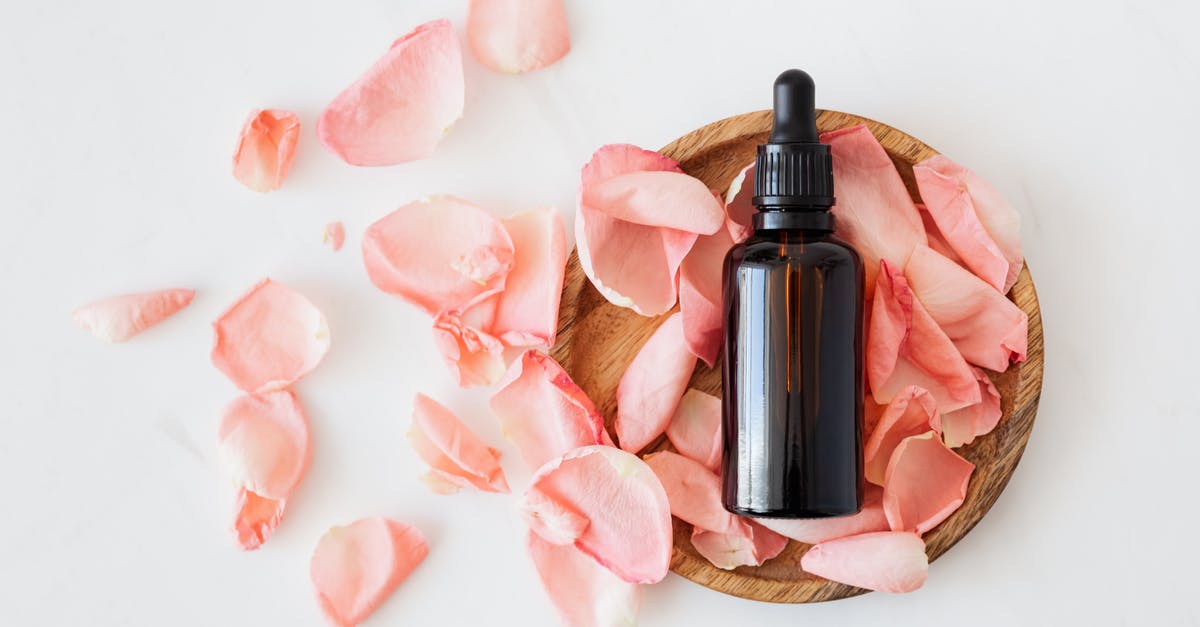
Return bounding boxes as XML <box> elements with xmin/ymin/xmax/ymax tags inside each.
<box><xmin>2</xmin><ymin>0</ymin><xmax>1198</xmax><ymax>625</ymax></box>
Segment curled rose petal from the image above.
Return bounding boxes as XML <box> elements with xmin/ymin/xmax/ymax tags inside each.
<box><xmin>665</xmin><ymin>389</ymin><xmax>722</xmax><ymax>471</ymax></box>
<box><xmin>863</xmin><ymin>386</ymin><xmax>939</xmax><ymax>486</ymax></box>
<box><xmin>408</xmin><ymin>394</ymin><xmax>509</xmax><ymax>494</ymax></box>
<box><xmin>723</xmin><ymin>163</ymin><xmax>755</xmax><ymax>242</ymax></box>
<box><xmin>363</xmin><ymin>196</ymin><xmax>515</xmax><ymax>315</ymax></box>
<box><xmin>527</xmin><ymin>531</ymin><xmax>640</xmax><ymax>627</ymax></box>
<box><xmin>935</xmin><ymin>367</ymin><xmax>1002</xmax><ymax>448</ymax></box>
<box><xmin>643</xmin><ymin>451</ymin><xmax>741</xmax><ymax>535</ymax></box>
<box><xmin>757</xmin><ymin>485</ymin><xmax>889</xmax><ymax>544</ymax></box>
<box><xmin>323</xmin><ymin>222</ymin><xmax>345</xmax><ymax>252</ymax></box>
<box><xmin>489</xmin><ymin>350</ymin><xmax>612</xmax><ymax>470</ymax></box>
<box><xmin>310</xmin><ymin>518</ymin><xmax>429</xmax><ymax>627</ymax></box>
<box><xmin>616</xmin><ymin>312</ymin><xmax>696</xmax><ymax>453</ymax></box>
<box><xmin>492</xmin><ymin>207</ymin><xmax>568</xmax><ymax>347</ymax></box>
<box><xmin>467</xmin><ymin>0</ymin><xmax>570</xmax><ymax>74</ymax></box>
<box><xmin>801</xmin><ymin>531</ymin><xmax>928</xmax><ymax>593</ymax></box>
<box><xmin>318</xmin><ymin>19</ymin><xmax>464</xmax><ymax>166</ymax></box>
<box><xmin>918</xmin><ymin>204</ymin><xmax>963</xmax><ymax>265</ymax></box>
<box><xmin>72</xmin><ymin>288</ymin><xmax>194</xmax><ymax>343</ymax></box>
<box><xmin>679</xmin><ymin>222</ymin><xmax>736</xmax><ymax>366</ymax></box>
<box><xmin>217</xmin><ymin>390</ymin><xmax>310</xmax><ymax>550</ymax></box>
<box><xmin>914</xmin><ymin>155</ymin><xmax>1023</xmax><ymax>292</ymax></box>
<box><xmin>231</xmin><ymin>109</ymin><xmax>300</xmax><ymax>192</ymax></box>
<box><xmin>883</xmin><ymin>431</ymin><xmax>974</xmax><ymax>534</ymax></box>
<box><xmin>690</xmin><ymin>522</ymin><xmax>788</xmax><ymax>570</ymax></box>
<box><xmin>211</xmin><ymin>279</ymin><xmax>330</xmax><ymax>393</ymax></box>
<box><xmin>431</xmin><ymin>310</ymin><xmax>506</xmax><ymax>387</ymax></box>
<box><xmin>522</xmin><ymin>446</ymin><xmax>672</xmax><ymax>584</ymax></box>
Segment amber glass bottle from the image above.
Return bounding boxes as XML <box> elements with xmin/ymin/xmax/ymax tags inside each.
<box><xmin>721</xmin><ymin>70</ymin><xmax>864</xmax><ymax>518</ymax></box>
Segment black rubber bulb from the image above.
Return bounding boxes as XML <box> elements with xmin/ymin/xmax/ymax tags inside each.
<box><xmin>768</xmin><ymin>69</ymin><xmax>819</xmax><ymax>144</ymax></box>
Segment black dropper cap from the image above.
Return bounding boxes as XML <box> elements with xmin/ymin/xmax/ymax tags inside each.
<box><xmin>752</xmin><ymin>70</ymin><xmax>835</xmax><ymax>221</ymax></box>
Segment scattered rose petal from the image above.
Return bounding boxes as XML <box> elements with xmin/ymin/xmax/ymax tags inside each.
<box><xmin>883</xmin><ymin>431</ymin><xmax>974</xmax><ymax>534</ymax></box>
<box><xmin>217</xmin><ymin>390</ymin><xmax>310</xmax><ymax>550</ymax></box>
<box><xmin>690</xmin><ymin>522</ymin><xmax>788</xmax><ymax>570</ymax></box>
<box><xmin>408</xmin><ymin>394</ymin><xmax>509</xmax><ymax>494</ymax></box>
<box><xmin>520</xmin><ymin>487</ymin><xmax>591</xmax><ymax>545</ymax></box>
<box><xmin>723</xmin><ymin>162</ymin><xmax>755</xmax><ymax>242</ymax></box>
<box><xmin>644</xmin><ymin>451</ymin><xmax>743</xmax><ymax>534</ymax></box>
<box><xmin>935</xmin><ymin>367</ymin><xmax>1002</xmax><ymax>448</ymax></box>
<box><xmin>679</xmin><ymin>222</ymin><xmax>736</xmax><ymax>366</ymax></box>
<box><xmin>915</xmin><ymin>155</ymin><xmax>1023</xmax><ymax>292</ymax></box>
<box><xmin>757</xmin><ymin>485</ymin><xmax>889</xmax><ymax>544</ymax></box>
<box><xmin>665</xmin><ymin>389</ymin><xmax>722</xmax><ymax>471</ymax></box>
<box><xmin>318</xmin><ymin>19</ymin><xmax>464</xmax><ymax>166</ymax></box>
<box><xmin>616</xmin><ymin>313</ymin><xmax>696</xmax><ymax>453</ymax></box>
<box><xmin>527</xmin><ymin>531</ymin><xmax>641</xmax><ymax>627</ymax></box>
<box><xmin>489</xmin><ymin>350</ymin><xmax>612</xmax><ymax>470</ymax></box>
<box><xmin>863</xmin><ymin>386</ymin><xmax>939</xmax><ymax>485</ymax></box>
<box><xmin>491</xmin><ymin>207</ymin><xmax>568</xmax><ymax>347</ymax></box>
<box><xmin>522</xmin><ymin>446</ymin><xmax>673</xmax><ymax>584</ymax></box>
<box><xmin>231</xmin><ymin>109</ymin><xmax>300</xmax><ymax>192</ymax></box>
<box><xmin>918</xmin><ymin>203</ymin><xmax>964</xmax><ymax>264</ymax></box>
<box><xmin>586</xmin><ymin>171</ymin><xmax>725</xmax><ymax>234</ymax></box>
<box><xmin>467</xmin><ymin>0</ymin><xmax>571</xmax><ymax>74</ymax></box>
<box><xmin>905</xmin><ymin>245</ymin><xmax>1028</xmax><ymax>372</ymax></box>
<box><xmin>362</xmin><ymin>196</ymin><xmax>515</xmax><ymax>315</ymax></box>
<box><xmin>72</xmin><ymin>288</ymin><xmax>195</xmax><ymax>343</ymax></box>
<box><xmin>310</xmin><ymin>518</ymin><xmax>428</xmax><ymax>627</ymax></box>
<box><xmin>323</xmin><ymin>221</ymin><xmax>345</xmax><ymax>252</ymax></box>
<box><xmin>431</xmin><ymin>310</ymin><xmax>506</xmax><ymax>387</ymax></box>
<box><xmin>210</xmin><ymin>279</ymin><xmax>330</xmax><ymax>393</ymax></box>
<box><xmin>801</xmin><ymin>531</ymin><xmax>928</xmax><ymax>593</ymax></box>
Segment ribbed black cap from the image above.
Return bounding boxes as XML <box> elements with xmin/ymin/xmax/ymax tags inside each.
<box><xmin>752</xmin><ymin>70</ymin><xmax>835</xmax><ymax>211</ymax></box>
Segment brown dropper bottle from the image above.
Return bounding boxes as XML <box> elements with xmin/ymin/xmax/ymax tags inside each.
<box><xmin>720</xmin><ymin>69</ymin><xmax>864</xmax><ymax>518</ymax></box>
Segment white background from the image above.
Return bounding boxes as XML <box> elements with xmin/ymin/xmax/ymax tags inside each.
<box><xmin>2</xmin><ymin>0</ymin><xmax>1198</xmax><ymax>625</ymax></box>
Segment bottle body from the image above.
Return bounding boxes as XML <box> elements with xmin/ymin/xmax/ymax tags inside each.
<box><xmin>720</xmin><ymin>228</ymin><xmax>865</xmax><ymax>518</ymax></box>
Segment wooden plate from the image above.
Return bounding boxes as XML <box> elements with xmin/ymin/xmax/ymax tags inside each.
<box><xmin>550</xmin><ymin>110</ymin><xmax>1044</xmax><ymax>603</ymax></box>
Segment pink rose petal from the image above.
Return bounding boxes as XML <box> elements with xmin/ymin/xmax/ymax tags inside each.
<box><xmin>690</xmin><ymin>522</ymin><xmax>788</xmax><ymax>570</ymax></box>
<box><xmin>586</xmin><ymin>171</ymin><xmax>724</xmax><ymax>234</ymax></box>
<box><xmin>801</xmin><ymin>531</ymin><xmax>928</xmax><ymax>593</ymax></box>
<box><xmin>883</xmin><ymin>431</ymin><xmax>974</xmax><ymax>534</ymax></box>
<box><xmin>318</xmin><ymin>19</ymin><xmax>464</xmax><ymax>166</ymax></box>
<box><xmin>679</xmin><ymin>222</ymin><xmax>736</xmax><ymax>366</ymax></box>
<box><xmin>863</xmin><ymin>386</ymin><xmax>939</xmax><ymax>486</ymax></box>
<box><xmin>210</xmin><ymin>279</ymin><xmax>330</xmax><ymax>393</ymax></box>
<box><xmin>217</xmin><ymin>390</ymin><xmax>310</xmax><ymax>550</ymax></box>
<box><xmin>323</xmin><ymin>222</ymin><xmax>345</xmax><ymax>252</ymax></box>
<box><xmin>310</xmin><ymin>518</ymin><xmax>428</xmax><ymax>627</ymax></box>
<box><xmin>231</xmin><ymin>109</ymin><xmax>299</xmax><ymax>193</ymax></box>
<box><xmin>665</xmin><ymin>389</ymin><xmax>722</xmax><ymax>471</ymax></box>
<box><xmin>527</xmin><ymin>531</ymin><xmax>640</xmax><ymax>627</ymax></box>
<box><xmin>935</xmin><ymin>367</ymin><xmax>1002</xmax><ymax>448</ymax></box>
<box><xmin>905</xmin><ymin>245</ymin><xmax>1028</xmax><ymax>372</ymax></box>
<box><xmin>362</xmin><ymin>196</ymin><xmax>515</xmax><ymax>315</ymax></box>
<box><xmin>522</xmin><ymin>446</ymin><xmax>673</xmax><ymax>584</ymax></box>
<box><xmin>408</xmin><ymin>394</ymin><xmax>509</xmax><ymax>494</ymax></box>
<box><xmin>431</xmin><ymin>310</ymin><xmax>506</xmax><ymax>387</ymax></box>
<box><xmin>467</xmin><ymin>0</ymin><xmax>571</xmax><ymax>74</ymax></box>
<box><xmin>918</xmin><ymin>203</ymin><xmax>964</xmax><ymax>265</ymax></box>
<box><xmin>489</xmin><ymin>350</ymin><xmax>612</xmax><ymax>470</ymax></box>
<box><xmin>723</xmin><ymin>162</ymin><xmax>755</xmax><ymax>242</ymax></box>
<box><xmin>72</xmin><ymin>288</ymin><xmax>194</xmax><ymax>343</ymax></box>
<box><xmin>757</xmin><ymin>485</ymin><xmax>889</xmax><ymax>544</ymax></box>
<box><xmin>616</xmin><ymin>312</ymin><xmax>696</xmax><ymax>453</ymax></box>
<box><xmin>492</xmin><ymin>207</ymin><xmax>568</xmax><ymax>347</ymax></box>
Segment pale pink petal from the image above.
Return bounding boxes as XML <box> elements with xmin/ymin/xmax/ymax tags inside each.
<box><xmin>431</xmin><ymin>310</ymin><xmax>506</xmax><ymax>387</ymax></box>
<box><xmin>489</xmin><ymin>350</ymin><xmax>612</xmax><ymax>470</ymax></box>
<box><xmin>467</xmin><ymin>0</ymin><xmax>570</xmax><ymax>74</ymax></box>
<box><xmin>310</xmin><ymin>518</ymin><xmax>428</xmax><ymax>627</ymax></box>
<box><xmin>679</xmin><ymin>223</ymin><xmax>736</xmax><ymax>366</ymax></box>
<box><xmin>883</xmin><ymin>432</ymin><xmax>974</xmax><ymax>534</ymax></box>
<box><xmin>801</xmin><ymin>531</ymin><xmax>928</xmax><ymax>593</ymax></box>
<box><xmin>522</xmin><ymin>446</ymin><xmax>672</xmax><ymax>584</ymax></box>
<box><xmin>323</xmin><ymin>221</ymin><xmax>345</xmax><ymax>252</ymax></box>
<box><xmin>408</xmin><ymin>394</ymin><xmax>509</xmax><ymax>493</ymax></box>
<box><xmin>918</xmin><ymin>204</ymin><xmax>963</xmax><ymax>265</ymax></box>
<box><xmin>362</xmin><ymin>196</ymin><xmax>515</xmax><ymax>315</ymax></box>
<box><xmin>527</xmin><ymin>531</ymin><xmax>641</xmax><ymax>627</ymax></box>
<box><xmin>867</xmin><ymin>261</ymin><xmax>980</xmax><ymax>412</ymax></box>
<box><xmin>317</xmin><ymin>19</ymin><xmax>464</xmax><ymax>166</ymax></box>
<box><xmin>231</xmin><ymin>109</ymin><xmax>299</xmax><ymax>192</ymax></box>
<box><xmin>690</xmin><ymin>522</ymin><xmax>787</xmax><ymax>570</ymax></box>
<box><xmin>665</xmin><ymin>389</ymin><xmax>722</xmax><ymax>471</ymax></box>
<box><xmin>491</xmin><ymin>207</ymin><xmax>568</xmax><ymax>347</ymax></box>
<box><xmin>520</xmin><ymin>488</ymin><xmax>590</xmax><ymax>545</ymax></box>
<box><xmin>586</xmin><ymin>171</ymin><xmax>724</xmax><ymax>234</ymax></box>
<box><xmin>905</xmin><ymin>245</ymin><xmax>1028</xmax><ymax>372</ymax></box>
<box><xmin>915</xmin><ymin>155</ymin><xmax>1023</xmax><ymax>292</ymax></box>
<box><xmin>723</xmin><ymin>162</ymin><xmax>755</xmax><ymax>242</ymax></box>
<box><xmin>73</xmin><ymin>288</ymin><xmax>194</xmax><ymax>343</ymax></box>
<box><xmin>643</xmin><ymin>451</ymin><xmax>742</xmax><ymax>535</ymax></box>
<box><xmin>863</xmin><ymin>386</ymin><xmax>939</xmax><ymax>486</ymax></box>
<box><xmin>820</xmin><ymin>125</ymin><xmax>927</xmax><ymax>297</ymax></box>
<box><xmin>935</xmin><ymin>367</ymin><xmax>1002</xmax><ymax>448</ymax></box>
<box><xmin>230</xmin><ymin>488</ymin><xmax>286</xmax><ymax>551</ymax></box>
<box><xmin>616</xmin><ymin>313</ymin><xmax>696</xmax><ymax>452</ymax></box>
<box><xmin>210</xmin><ymin>279</ymin><xmax>330</xmax><ymax>393</ymax></box>
<box><xmin>757</xmin><ymin>485</ymin><xmax>889</xmax><ymax>544</ymax></box>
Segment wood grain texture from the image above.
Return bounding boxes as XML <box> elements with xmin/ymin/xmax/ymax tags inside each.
<box><xmin>551</xmin><ymin>110</ymin><xmax>1044</xmax><ymax>603</ymax></box>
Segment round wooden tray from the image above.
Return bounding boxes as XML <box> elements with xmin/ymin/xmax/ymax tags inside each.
<box><xmin>550</xmin><ymin>110</ymin><xmax>1044</xmax><ymax>603</ymax></box>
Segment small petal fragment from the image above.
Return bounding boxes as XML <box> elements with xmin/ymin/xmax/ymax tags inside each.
<box><xmin>492</xmin><ymin>207</ymin><xmax>568</xmax><ymax>347</ymax></box>
<box><xmin>230</xmin><ymin>488</ymin><xmax>287</xmax><ymax>551</ymax></box>
<box><xmin>232</xmin><ymin>109</ymin><xmax>300</xmax><ymax>192</ymax></box>
<box><xmin>362</xmin><ymin>196</ymin><xmax>515</xmax><ymax>315</ymax></box>
<box><xmin>318</xmin><ymin>19</ymin><xmax>464</xmax><ymax>166</ymax></box>
<box><xmin>467</xmin><ymin>0</ymin><xmax>571</xmax><ymax>74</ymax></box>
<box><xmin>527</xmin><ymin>531</ymin><xmax>641</xmax><ymax>627</ymax></box>
<box><xmin>935</xmin><ymin>367</ymin><xmax>1002</xmax><ymax>448</ymax></box>
<box><xmin>665</xmin><ymin>389</ymin><xmax>722</xmax><ymax>471</ymax></box>
<box><xmin>616</xmin><ymin>313</ymin><xmax>696</xmax><ymax>453</ymax></box>
<box><xmin>323</xmin><ymin>222</ymin><xmax>345</xmax><ymax>252</ymax></box>
<box><xmin>523</xmin><ymin>446</ymin><xmax>672</xmax><ymax>584</ymax></box>
<box><xmin>211</xmin><ymin>279</ymin><xmax>330</xmax><ymax>393</ymax></box>
<box><xmin>489</xmin><ymin>350</ymin><xmax>612</xmax><ymax>470</ymax></box>
<box><xmin>723</xmin><ymin>163</ymin><xmax>755</xmax><ymax>242</ymax></box>
<box><xmin>679</xmin><ymin>223</ymin><xmax>736</xmax><ymax>366</ymax></box>
<box><xmin>801</xmin><ymin>531</ymin><xmax>929</xmax><ymax>593</ymax></box>
<box><xmin>757</xmin><ymin>485</ymin><xmax>889</xmax><ymax>544</ymax></box>
<box><xmin>883</xmin><ymin>432</ymin><xmax>974</xmax><ymax>534</ymax></box>
<box><xmin>863</xmin><ymin>386</ymin><xmax>939</xmax><ymax>486</ymax></box>
<box><xmin>408</xmin><ymin>394</ymin><xmax>509</xmax><ymax>494</ymax></box>
<box><xmin>690</xmin><ymin>523</ymin><xmax>787</xmax><ymax>570</ymax></box>
<box><xmin>310</xmin><ymin>518</ymin><xmax>429</xmax><ymax>627</ymax></box>
<box><xmin>431</xmin><ymin>310</ymin><xmax>506</xmax><ymax>387</ymax></box>
<box><xmin>73</xmin><ymin>288</ymin><xmax>194</xmax><ymax>343</ymax></box>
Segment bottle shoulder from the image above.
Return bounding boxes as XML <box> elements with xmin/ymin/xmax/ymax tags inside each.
<box><xmin>727</xmin><ymin>231</ymin><xmax>863</xmax><ymax>266</ymax></box>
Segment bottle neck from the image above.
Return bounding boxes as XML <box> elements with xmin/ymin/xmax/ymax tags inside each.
<box><xmin>752</xmin><ymin>208</ymin><xmax>835</xmax><ymax>233</ymax></box>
